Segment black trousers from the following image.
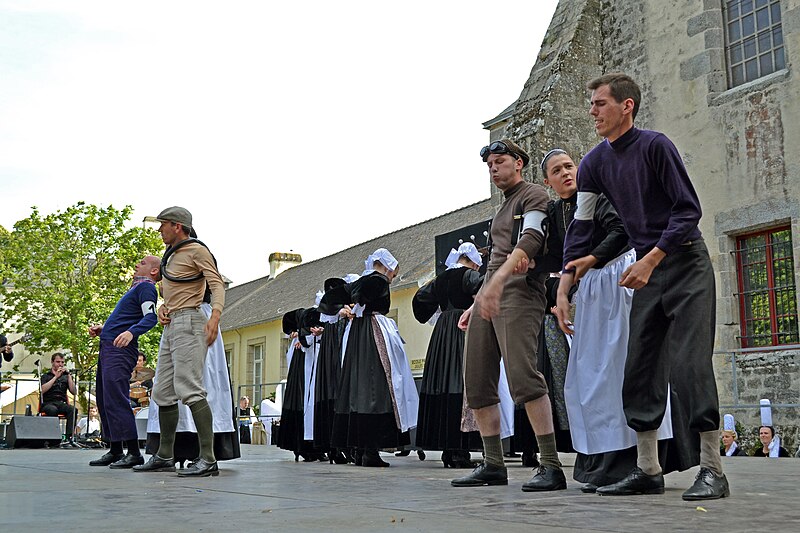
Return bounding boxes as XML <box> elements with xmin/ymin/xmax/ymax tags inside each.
<box><xmin>41</xmin><ymin>401</ymin><xmax>77</xmax><ymax>436</ymax></box>
<box><xmin>623</xmin><ymin>240</ymin><xmax>720</xmax><ymax>434</ymax></box>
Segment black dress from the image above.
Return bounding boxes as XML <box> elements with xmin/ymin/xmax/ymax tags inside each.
<box><xmin>412</xmin><ymin>266</ymin><xmax>483</xmax><ymax>452</ymax></box>
<box><xmin>319</xmin><ymin>272</ymin><xmax>411</xmax><ymax>450</ymax></box>
<box><xmin>313</xmin><ymin>317</ymin><xmax>347</xmax><ymax>451</ymax></box>
<box><xmin>276</xmin><ymin>308</ymin><xmax>324</xmax><ymax>459</ymax></box>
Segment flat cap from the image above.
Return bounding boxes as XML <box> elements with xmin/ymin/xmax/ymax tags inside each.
<box><xmin>156</xmin><ymin>206</ymin><xmax>193</xmax><ymax>229</ymax></box>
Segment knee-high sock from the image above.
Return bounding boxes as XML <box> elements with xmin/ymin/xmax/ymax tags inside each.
<box><xmin>636</xmin><ymin>430</ymin><xmax>661</xmax><ymax>475</ymax></box>
<box><xmin>535</xmin><ymin>432</ymin><xmax>562</xmax><ymax>469</ymax></box>
<box><xmin>481</xmin><ymin>434</ymin><xmax>504</xmax><ymax>468</ymax></box>
<box><xmin>126</xmin><ymin>438</ymin><xmax>141</xmax><ymax>456</ymax></box>
<box><xmin>699</xmin><ymin>430</ymin><xmax>723</xmax><ymax>476</ymax></box>
<box><xmin>156</xmin><ymin>403</ymin><xmax>179</xmax><ymax>459</ymax></box>
<box><xmin>189</xmin><ymin>399</ymin><xmax>216</xmax><ymax>463</ymax></box>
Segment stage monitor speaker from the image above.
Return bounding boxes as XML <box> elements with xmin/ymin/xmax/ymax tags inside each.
<box><xmin>6</xmin><ymin>416</ymin><xmax>62</xmax><ymax>448</ymax></box>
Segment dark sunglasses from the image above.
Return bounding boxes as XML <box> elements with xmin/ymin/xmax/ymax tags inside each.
<box><xmin>480</xmin><ymin>141</ymin><xmax>520</xmax><ymax>162</ymax></box>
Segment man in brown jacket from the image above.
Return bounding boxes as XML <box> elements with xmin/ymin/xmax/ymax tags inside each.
<box><xmin>451</xmin><ymin>139</ymin><xmax>566</xmax><ymax>492</ymax></box>
<box><xmin>134</xmin><ymin>206</ymin><xmax>225</xmax><ymax>477</ymax></box>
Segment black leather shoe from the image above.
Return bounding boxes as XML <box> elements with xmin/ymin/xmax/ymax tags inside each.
<box><xmin>133</xmin><ymin>455</ymin><xmax>176</xmax><ymax>473</ymax></box>
<box><xmin>521</xmin><ymin>465</ymin><xmax>567</xmax><ymax>492</ymax></box>
<box><xmin>451</xmin><ymin>462</ymin><xmax>508</xmax><ymax>487</ymax></box>
<box><xmin>177</xmin><ymin>458</ymin><xmax>219</xmax><ymax>477</ymax></box>
<box><xmin>581</xmin><ymin>483</ymin><xmax>598</xmax><ymax>494</ymax></box>
<box><xmin>682</xmin><ymin>468</ymin><xmax>730</xmax><ymax>501</ymax></box>
<box><xmin>596</xmin><ymin>467</ymin><xmax>664</xmax><ymax>496</ymax></box>
<box><xmin>109</xmin><ymin>453</ymin><xmax>145</xmax><ymax>469</ymax></box>
<box><xmin>89</xmin><ymin>452</ymin><xmax>124</xmax><ymax>466</ymax></box>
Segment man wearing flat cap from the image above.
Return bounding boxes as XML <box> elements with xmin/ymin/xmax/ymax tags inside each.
<box><xmin>133</xmin><ymin>206</ymin><xmax>226</xmax><ymax>477</ymax></box>
<box><xmin>451</xmin><ymin>139</ymin><xmax>567</xmax><ymax>492</ymax></box>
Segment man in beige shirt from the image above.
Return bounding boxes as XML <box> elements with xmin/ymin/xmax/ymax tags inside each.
<box><xmin>134</xmin><ymin>206</ymin><xmax>225</xmax><ymax>477</ymax></box>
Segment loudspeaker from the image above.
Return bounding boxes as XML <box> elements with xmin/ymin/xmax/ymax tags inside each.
<box><xmin>6</xmin><ymin>416</ymin><xmax>62</xmax><ymax>448</ymax></box>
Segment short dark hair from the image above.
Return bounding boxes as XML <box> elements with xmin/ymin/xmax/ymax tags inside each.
<box><xmin>588</xmin><ymin>72</ymin><xmax>641</xmax><ymax>120</ymax></box>
<box><xmin>51</xmin><ymin>352</ymin><xmax>65</xmax><ymax>363</ymax></box>
<box><xmin>759</xmin><ymin>425</ymin><xmax>776</xmax><ymax>438</ymax></box>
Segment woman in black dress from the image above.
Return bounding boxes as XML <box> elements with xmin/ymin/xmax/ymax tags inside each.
<box><xmin>319</xmin><ymin>248</ymin><xmax>418</xmax><ymax>467</ymax></box>
<box><xmin>313</xmin><ymin>276</ymin><xmax>354</xmax><ymax>464</ymax></box>
<box><xmin>413</xmin><ymin>242</ymin><xmax>483</xmax><ymax>468</ymax></box>
<box><xmin>276</xmin><ymin>307</ymin><xmax>326</xmax><ymax>461</ymax></box>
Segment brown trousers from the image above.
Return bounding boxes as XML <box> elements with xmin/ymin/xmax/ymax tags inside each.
<box><xmin>464</xmin><ymin>272</ymin><xmax>548</xmax><ymax>409</ymax></box>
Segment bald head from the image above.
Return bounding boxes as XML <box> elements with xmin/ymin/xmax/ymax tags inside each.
<box><xmin>135</xmin><ymin>255</ymin><xmax>162</xmax><ymax>281</ymax></box>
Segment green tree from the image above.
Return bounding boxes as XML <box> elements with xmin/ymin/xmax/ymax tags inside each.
<box><xmin>0</xmin><ymin>202</ymin><xmax>164</xmax><ymax>381</ymax></box>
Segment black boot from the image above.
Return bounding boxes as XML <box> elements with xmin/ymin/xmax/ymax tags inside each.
<box><xmin>521</xmin><ymin>450</ymin><xmax>539</xmax><ymax>468</ymax></box>
<box><xmin>354</xmin><ymin>448</ymin><xmax>363</xmax><ymax>466</ymax></box>
<box><xmin>331</xmin><ymin>449</ymin><xmax>348</xmax><ymax>465</ymax></box>
<box><xmin>362</xmin><ymin>448</ymin><xmax>390</xmax><ymax>467</ymax></box>
<box><xmin>452</xmin><ymin>450</ymin><xmax>476</xmax><ymax>469</ymax></box>
<box><xmin>442</xmin><ymin>450</ymin><xmax>455</xmax><ymax>468</ymax></box>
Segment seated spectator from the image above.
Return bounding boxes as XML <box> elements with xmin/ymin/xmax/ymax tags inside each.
<box><xmin>75</xmin><ymin>405</ymin><xmax>102</xmax><ymax>437</ymax></box>
<box><xmin>751</xmin><ymin>426</ymin><xmax>790</xmax><ymax>457</ymax></box>
<box><xmin>238</xmin><ymin>396</ymin><xmax>256</xmax><ymax>444</ymax></box>
<box><xmin>40</xmin><ymin>352</ymin><xmax>78</xmax><ymax>446</ymax></box>
<box><xmin>130</xmin><ymin>352</ymin><xmax>155</xmax><ymax>407</ymax></box>
<box><xmin>720</xmin><ymin>413</ymin><xmax>747</xmax><ymax>456</ymax></box>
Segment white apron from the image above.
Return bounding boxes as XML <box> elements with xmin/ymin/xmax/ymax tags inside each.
<box><xmin>373</xmin><ymin>314</ymin><xmax>419</xmax><ymax>432</ymax></box>
<box><xmin>301</xmin><ymin>334</ymin><xmax>320</xmax><ymax>441</ymax></box>
<box><xmin>147</xmin><ymin>303</ymin><xmax>235</xmax><ymax>434</ymax></box>
<box><xmin>564</xmin><ymin>250</ymin><xmax>672</xmax><ymax>455</ymax></box>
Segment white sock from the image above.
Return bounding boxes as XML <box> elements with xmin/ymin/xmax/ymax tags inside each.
<box><xmin>636</xmin><ymin>430</ymin><xmax>662</xmax><ymax>475</ymax></box>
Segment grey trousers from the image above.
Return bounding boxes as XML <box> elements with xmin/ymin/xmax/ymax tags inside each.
<box><xmin>152</xmin><ymin>308</ymin><xmax>208</xmax><ymax>407</ymax></box>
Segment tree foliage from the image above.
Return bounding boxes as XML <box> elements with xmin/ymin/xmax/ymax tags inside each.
<box><xmin>0</xmin><ymin>202</ymin><xmax>165</xmax><ymax>377</ymax></box>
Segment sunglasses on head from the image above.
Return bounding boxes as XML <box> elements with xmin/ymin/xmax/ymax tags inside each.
<box><xmin>480</xmin><ymin>141</ymin><xmax>520</xmax><ymax>162</ymax></box>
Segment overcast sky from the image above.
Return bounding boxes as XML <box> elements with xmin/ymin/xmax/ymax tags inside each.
<box><xmin>0</xmin><ymin>0</ymin><xmax>560</xmax><ymax>286</ymax></box>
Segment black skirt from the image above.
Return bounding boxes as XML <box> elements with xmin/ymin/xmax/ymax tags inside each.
<box><xmin>415</xmin><ymin>309</ymin><xmax>480</xmax><ymax>451</ymax></box>
<box><xmin>276</xmin><ymin>346</ymin><xmax>317</xmax><ymax>454</ymax></box>
<box><xmin>313</xmin><ymin>321</ymin><xmax>343</xmax><ymax>449</ymax></box>
<box><xmin>331</xmin><ymin>316</ymin><xmax>410</xmax><ymax>449</ymax></box>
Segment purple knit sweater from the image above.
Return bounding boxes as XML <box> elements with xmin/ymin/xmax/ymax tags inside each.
<box><xmin>563</xmin><ymin>127</ymin><xmax>702</xmax><ymax>268</ymax></box>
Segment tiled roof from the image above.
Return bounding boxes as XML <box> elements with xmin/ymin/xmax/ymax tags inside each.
<box><xmin>220</xmin><ymin>199</ymin><xmax>494</xmax><ymax>331</ymax></box>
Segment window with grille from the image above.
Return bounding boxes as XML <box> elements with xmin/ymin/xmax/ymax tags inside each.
<box><xmin>734</xmin><ymin>226</ymin><xmax>798</xmax><ymax>347</ymax></box>
<box><xmin>723</xmin><ymin>0</ymin><xmax>785</xmax><ymax>88</ymax></box>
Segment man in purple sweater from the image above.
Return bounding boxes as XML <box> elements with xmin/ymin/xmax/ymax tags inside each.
<box><xmin>555</xmin><ymin>73</ymin><xmax>729</xmax><ymax>501</ymax></box>
<box><xmin>87</xmin><ymin>255</ymin><xmax>160</xmax><ymax>469</ymax></box>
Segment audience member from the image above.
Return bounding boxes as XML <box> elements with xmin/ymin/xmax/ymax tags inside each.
<box><xmin>40</xmin><ymin>352</ymin><xmax>78</xmax><ymax>446</ymax></box>
<box><xmin>752</xmin><ymin>426</ymin><xmax>790</xmax><ymax>457</ymax></box>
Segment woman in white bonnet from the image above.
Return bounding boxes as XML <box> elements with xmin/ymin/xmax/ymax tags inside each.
<box><xmin>318</xmin><ymin>248</ymin><xmax>418</xmax><ymax>467</ymax></box>
<box><xmin>412</xmin><ymin>242</ymin><xmax>484</xmax><ymax>468</ymax></box>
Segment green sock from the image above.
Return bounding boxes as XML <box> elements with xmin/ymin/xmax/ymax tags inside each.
<box><xmin>481</xmin><ymin>434</ymin><xmax>504</xmax><ymax>468</ymax></box>
<box><xmin>156</xmin><ymin>403</ymin><xmax>179</xmax><ymax>459</ymax></box>
<box><xmin>535</xmin><ymin>432</ymin><xmax>562</xmax><ymax>469</ymax></box>
<box><xmin>189</xmin><ymin>399</ymin><xmax>216</xmax><ymax>463</ymax></box>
